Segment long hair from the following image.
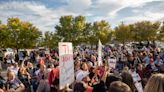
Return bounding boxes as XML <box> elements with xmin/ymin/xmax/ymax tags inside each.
<box><xmin>121</xmin><ymin>72</ymin><xmax>135</xmax><ymax>92</ymax></box>
<box><xmin>144</xmin><ymin>74</ymin><xmax>164</xmax><ymax>92</ymax></box>
<box><xmin>108</xmin><ymin>81</ymin><xmax>132</xmax><ymax>92</ymax></box>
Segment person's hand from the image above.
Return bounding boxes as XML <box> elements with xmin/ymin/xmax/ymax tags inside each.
<box><xmin>105</xmin><ymin>66</ymin><xmax>109</xmax><ymax>72</ymax></box>
<box><xmin>81</xmin><ymin>81</ymin><xmax>88</xmax><ymax>89</ymax></box>
<box><xmin>91</xmin><ymin>76</ymin><xmax>96</xmax><ymax>84</ymax></box>
<box><xmin>62</xmin><ymin>84</ymin><xmax>71</xmax><ymax>92</ymax></box>
<box><xmin>8</xmin><ymin>88</ymin><xmax>15</xmax><ymax>92</ymax></box>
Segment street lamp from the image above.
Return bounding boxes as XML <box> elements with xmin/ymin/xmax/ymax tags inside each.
<box><xmin>157</xmin><ymin>22</ymin><xmax>163</xmax><ymax>32</ymax></box>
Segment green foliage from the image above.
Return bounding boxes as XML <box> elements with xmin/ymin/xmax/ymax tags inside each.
<box><xmin>114</xmin><ymin>21</ymin><xmax>162</xmax><ymax>43</ymax></box>
<box><xmin>0</xmin><ymin>17</ymin><xmax>41</xmax><ymax>48</ymax></box>
<box><xmin>55</xmin><ymin>16</ymin><xmax>112</xmax><ymax>45</ymax></box>
<box><xmin>0</xmin><ymin>24</ymin><xmax>9</xmax><ymax>47</ymax></box>
<box><xmin>55</xmin><ymin>15</ymin><xmax>87</xmax><ymax>45</ymax></box>
<box><xmin>114</xmin><ymin>22</ymin><xmax>133</xmax><ymax>43</ymax></box>
<box><xmin>39</xmin><ymin>31</ymin><xmax>60</xmax><ymax>48</ymax></box>
<box><xmin>90</xmin><ymin>20</ymin><xmax>112</xmax><ymax>44</ymax></box>
<box><xmin>132</xmin><ymin>21</ymin><xmax>160</xmax><ymax>41</ymax></box>
<box><xmin>1</xmin><ymin>16</ymin><xmax>163</xmax><ymax>49</ymax></box>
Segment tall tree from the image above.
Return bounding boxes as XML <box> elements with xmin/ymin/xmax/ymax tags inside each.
<box><xmin>91</xmin><ymin>20</ymin><xmax>112</xmax><ymax>44</ymax></box>
<box><xmin>6</xmin><ymin>17</ymin><xmax>41</xmax><ymax>48</ymax></box>
<box><xmin>114</xmin><ymin>23</ymin><xmax>133</xmax><ymax>44</ymax></box>
<box><xmin>39</xmin><ymin>31</ymin><xmax>59</xmax><ymax>48</ymax></box>
<box><xmin>132</xmin><ymin>21</ymin><xmax>160</xmax><ymax>42</ymax></box>
<box><xmin>76</xmin><ymin>23</ymin><xmax>92</xmax><ymax>44</ymax></box>
<box><xmin>55</xmin><ymin>15</ymin><xmax>86</xmax><ymax>45</ymax></box>
<box><xmin>0</xmin><ymin>23</ymin><xmax>9</xmax><ymax>48</ymax></box>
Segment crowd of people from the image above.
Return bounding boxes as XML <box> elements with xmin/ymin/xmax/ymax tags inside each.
<box><xmin>0</xmin><ymin>44</ymin><xmax>163</xmax><ymax>92</ymax></box>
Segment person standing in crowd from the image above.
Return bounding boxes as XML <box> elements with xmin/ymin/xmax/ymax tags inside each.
<box><xmin>36</xmin><ymin>69</ymin><xmax>50</xmax><ymax>92</ymax></box>
<box><xmin>75</xmin><ymin>60</ymin><xmax>81</xmax><ymax>76</ymax></box>
<box><xmin>144</xmin><ymin>74</ymin><xmax>164</xmax><ymax>92</ymax></box>
<box><xmin>154</xmin><ymin>55</ymin><xmax>164</xmax><ymax>72</ymax></box>
<box><xmin>136</xmin><ymin>64</ymin><xmax>144</xmax><ymax>80</ymax></box>
<box><xmin>18</xmin><ymin>51</ymin><xmax>24</xmax><ymax>64</ymax></box>
<box><xmin>129</xmin><ymin>66</ymin><xmax>143</xmax><ymax>92</ymax></box>
<box><xmin>30</xmin><ymin>51</ymin><xmax>35</xmax><ymax>63</ymax></box>
<box><xmin>0</xmin><ymin>44</ymin><xmax>163</xmax><ymax>92</ymax></box>
<box><xmin>121</xmin><ymin>72</ymin><xmax>136</xmax><ymax>92</ymax></box>
<box><xmin>49</xmin><ymin>67</ymin><xmax>59</xmax><ymax>92</ymax></box>
<box><xmin>142</xmin><ymin>53</ymin><xmax>150</xmax><ymax>66</ymax></box>
<box><xmin>17</xmin><ymin>66</ymin><xmax>31</xmax><ymax>92</ymax></box>
<box><xmin>76</xmin><ymin>70</ymin><xmax>93</xmax><ymax>92</ymax></box>
<box><xmin>108</xmin><ymin>81</ymin><xmax>132</xmax><ymax>92</ymax></box>
<box><xmin>136</xmin><ymin>63</ymin><xmax>147</xmax><ymax>87</ymax></box>
<box><xmin>6</xmin><ymin>71</ymin><xmax>25</xmax><ymax>92</ymax></box>
<box><xmin>32</xmin><ymin>64</ymin><xmax>46</xmax><ymax>92</ymax></box>
<box><xmin>12</xmin><ymin>63</ymin><xmax>19</xmax><ymax>76</ymax></box>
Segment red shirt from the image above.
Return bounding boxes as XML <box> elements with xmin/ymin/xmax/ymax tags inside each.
<box><xmin>48</xmin><ymin>67</ymin><xmax>59</xmax><ymax>85</ymax></box>
<box><xmin>137</xmin><ymin>69</ymin><xmax>144</xmax><ymax>79</ymax></box>
<box><xmin>85</xmin><ymin>86</ymin><xmax>93</xmax><ymax>92</ymax></box>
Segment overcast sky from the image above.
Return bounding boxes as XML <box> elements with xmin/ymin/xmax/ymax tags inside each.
<box><xmin>0</xmin><ymin>0</ymin><xmax>164</xmax><ymax>32</ymax></box>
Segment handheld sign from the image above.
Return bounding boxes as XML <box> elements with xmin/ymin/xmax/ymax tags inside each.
<box><xmin>108</xmin><ymin>58</ymin><xmax>117</xmax><ymax>69</ymax></box>
<box><xmin>98</xmin><ymin>40</ymin><xmax>102</xmax><ymax>66</ymax></box>
<box><xmin>130</xmin><ymin>71</ymin><xmax>143</xmax><ymax>92</ymax></box>
<box><xmin>59</xmin><ymin>42</ymin><xmax>74</xmax><ymax>90</ymax></box>
<box><xmin>135</xmin><ymin>82</ymin><xmax>143</xmax><ymax>92</ymax></box>
<box><xmin>45</xmin><ymin>50</ymin><xmax>50</xmax><ymax>55</ymax></box>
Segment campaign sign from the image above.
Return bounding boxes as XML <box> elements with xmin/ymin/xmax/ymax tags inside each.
<box><xmin>131</xmin><ymin>72</ymin><xmax>143</xmax><ymax>92</ymax></box>
<box><xmin>59</xmin><ymin>42</ymin><xmax>74</xmax><ymax>90</ymax></box>
<box><xmin>135</xmin><ymin>82</ymin><xmax>143</xmax><ymax>92</ymax></box>
<box><xmin>108</xmin><ymin>58</ymin><xmax>117</xmax><ymax>69</ymax></box>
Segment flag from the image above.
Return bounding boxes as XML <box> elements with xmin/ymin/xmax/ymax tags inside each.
<box><xmin>98</xmin><ymin>40</ymin><xmax>102</xmax><ymax>66</ymax></box>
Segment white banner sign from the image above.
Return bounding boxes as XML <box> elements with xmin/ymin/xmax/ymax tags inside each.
<box><xmin>108</xmin><ymin>58</ymin><xmax>117</xmax><ymax>69</ymax></box>
<box><xmin>59</xmin><ymin>42</ymin><xmax>74</xmax><ymax>90</ymax></box>
<box><xmin>135</xmin><ymin>82</ymin><xmax>143</xmax><ymax>92</ymax></box>
<box><xmin>98</xmin><ymin>40</ymin><xmax>102</xmax><ymax>66</ymax></box>
<box><xmin>130</xmin><ymin>72</ymin><xmax>143</xmax><ymax>92</ymax></box>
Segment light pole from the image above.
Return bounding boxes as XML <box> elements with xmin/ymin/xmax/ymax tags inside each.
<box><xmin>156</xmin><ymin>22</ymin><xmax>164</xmax><ymax>47</ymax></box>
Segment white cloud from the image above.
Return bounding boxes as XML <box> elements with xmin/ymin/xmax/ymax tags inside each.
<box><xmin>121</xmin><ymin>12</ymin><xmax>164</xmax><ymax>24</ymax></box>
<box><xmin>66</xmin><ymin>0</ymin><xmax>92</xmax><ymax>12</ymax></box>
<box><xmin>0</xmin><ymin>0</ymin><xmax>164</xmax><ymax>32</ymax></box>
<box><xmin>91</xmin><ymin>16</ymin><xmax>108</xmax><ymax>22</ymax></box>
<box><xmin>132</xmin><ymin>9</ymin><xmax>140</xmax><ymax>13</ymax></box>
<box><xmin>0</xmin><ymin>1</ymin><xmax>75</xmax><ymax>32</ymax></box>
<box><xmin>0</xmin><ymin>0</ymin><xmax>93</xmax><ymax>32</ymax></box>
<box><xmin>91</xmin><ymin>0</ymin><xmax>163</xmax><ymax>18</ymax></box>
<box><xmin>0</xmin><ymin>1</ymin><xmax>55</xmax><ymax>32</ymax></box>
<box><xmin>145</xmin><ymin>12</ymin><xmax>164</xmax><ymax>20</ymax></box>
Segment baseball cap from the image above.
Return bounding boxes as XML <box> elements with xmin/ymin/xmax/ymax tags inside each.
<box><xmin>76</xmin><ymin>71</ymin><xmax>89</xmax><ymax>82</ymax></box>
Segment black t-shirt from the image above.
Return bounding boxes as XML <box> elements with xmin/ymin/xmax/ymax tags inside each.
<box><xmin>92</xmin><ymin>81</ymin><xmax>106</xmax><ymax>92</ymax></box>
<box><xmin>74</xmin><ymin>82</ymin><xmax>85</xmax><ymax>92</ymax></box>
